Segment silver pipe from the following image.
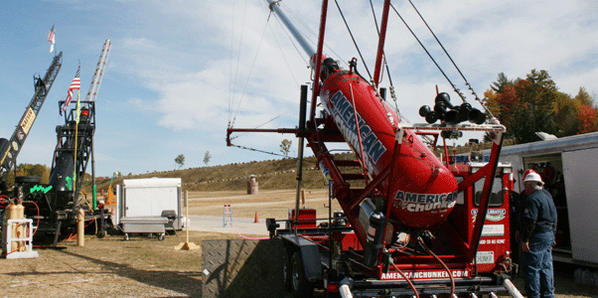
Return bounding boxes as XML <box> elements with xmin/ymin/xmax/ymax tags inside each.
<box><xmin>503</xmin><ymin>279</ymin><xmax>524</xmax><ymax>298</ymax></box>
<box><xmin>266</xmin><ymin>0</ymin><xmax>316</xmax><ymax>57</ymax></box>
<box><xmin>339</xmin><ymin>277</ymin><xmax>353</xmax><ymax>298</ymax></box>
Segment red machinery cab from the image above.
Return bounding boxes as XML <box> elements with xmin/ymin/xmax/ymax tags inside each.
<box><xmin>448</xmin><ymin>158</ymin><xmax>514</xmax><ymax>274</ymax></box>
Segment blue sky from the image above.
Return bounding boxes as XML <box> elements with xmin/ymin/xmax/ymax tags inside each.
<box><xmin>1</xmin><ymin>0</ymin><xmax>597</xmax><ymax>177</ymax></box>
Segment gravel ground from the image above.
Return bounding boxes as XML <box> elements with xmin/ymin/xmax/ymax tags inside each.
<box><xmin>3</xmin><ymin>234</ymin><xmax>598</xmax><ymax>298</ymax></box>
<box><xmin>2</xmin><ymin>189</ymin><xmax>598</xmax><ymax>297</ymax></box>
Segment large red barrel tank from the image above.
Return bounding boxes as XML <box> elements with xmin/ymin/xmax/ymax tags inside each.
<box><xmin>319</xmin><ymin>70</ymin><xmax>458</xmax><ymax>229</ymax></box>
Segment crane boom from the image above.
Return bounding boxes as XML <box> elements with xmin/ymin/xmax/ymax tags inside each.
<box><xmin>0</xmin><ymin>52</ymin><xmax>63</xmax><ymax>182</ymax></box>
<box><xmin>84</xmin><ymin>39</ymin><xmax>111</xmax><ymax>102</ymax></box>
<box><xmin>267</xmin><ymin>0</ymin><xmax>315</xmax><ymax>58</ymax></box>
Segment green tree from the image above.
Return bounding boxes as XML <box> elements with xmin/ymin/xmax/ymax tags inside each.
<box><xmin>575</xmin><ymin>87</ymin><xmax>594</xmax><ymax>107</ymax></box>
<box><xmin>490</xmin><ymin>72</ymin><xmax>513</xmax><ymax>93</ymax></box>
<box><xmin>280</xmin><ymin>139</ymin><xmax>292</xmax><ymax>158</ymax></box>
<box><xmin>175</xmin><ymin>154</ymin><xmax>185</xmax><ymax>169</ymax></box>
<box><xmin>553</xmin><ymin>92</ymin><xmax>579</xmax><ymax>136</ymax></box>
<box><xmin>203</xmin><ymin>151</ymin><xmax>211</xmax><ymax>166</ymax></box>
<box><xmin>514</xmin><ymin>70</ymin><xmax>559</xmax><ymax>141</ymax></box>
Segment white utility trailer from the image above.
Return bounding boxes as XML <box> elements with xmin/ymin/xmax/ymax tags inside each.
<box><xmin>483</xmin><ymin>132</ymin><xmax>598</xmax><ymax>266</ymax></box>
<box><xmin>115</xmin><ymin>177</ymin><xmax>183</xmax><ymax>240</ymax></box>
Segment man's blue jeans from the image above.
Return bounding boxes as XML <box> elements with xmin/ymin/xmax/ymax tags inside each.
<box><xmin>521</xmin><ymin>231</ymin><xmax>555</xmax><ymax>298</ymax></box>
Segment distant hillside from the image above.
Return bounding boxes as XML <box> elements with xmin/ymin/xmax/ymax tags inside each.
<box><xmin>94</xmin><ymin>139</ymin><xmax>513</xmax><ymax>194</ymax></box>
<box><xmin>95</xmin><ymin>155</ymin><xmax>341</xmax><ymax>193</ymax></box>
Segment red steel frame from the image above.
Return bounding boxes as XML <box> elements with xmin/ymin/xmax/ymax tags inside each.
<box><xmin>227</xmin><ymin>0</ymin><xmax>510</xmax><ymax>287</ymax></box>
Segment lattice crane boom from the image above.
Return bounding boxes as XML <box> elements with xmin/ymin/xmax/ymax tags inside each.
<box><xmin>84</xmin><ymin>39</ymin><xmax>111</xmax><ymax>102</ymax></box>
<box><xmin>0</xmin><ymin>52</ymin><xmax>63</xmax><ymax>182</ymax></box>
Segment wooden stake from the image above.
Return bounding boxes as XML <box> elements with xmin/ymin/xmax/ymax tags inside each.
<box><xmin>77</xmin><ymin>209</ymin><xmax>85</xmax><ymax>247</ymax></box>
<box><xmin>175</xmin><ymin>190</ymin><xmax>199</xmax><ymax>250</ymax></box>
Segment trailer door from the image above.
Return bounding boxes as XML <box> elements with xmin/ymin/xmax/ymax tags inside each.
<box><xmin>562</xmin><ymin>148</ymin><xmax>598</xmax><ymax>264</ymax></box>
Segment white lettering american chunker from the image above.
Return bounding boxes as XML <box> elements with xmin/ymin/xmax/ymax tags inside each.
<box><xmin>394</xmin><ymin>190</ymin><xmax>457</xmax><ymax>212</ymax></box>
<box><xmin>381</xmin><ymin>270</ymin><xmax>469</xmax><ymax>280</ymax></box>
<box><xmin>329</xmin><ymin>90</ymin><xmax>387</xmax><ymax>172</ymax></box>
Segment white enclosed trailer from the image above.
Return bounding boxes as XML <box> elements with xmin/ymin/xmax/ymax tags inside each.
<box><xmin>115</xmin><ymin>178</ymin><xmax>184</xmax><ymax>238</ymax></box>
<box><xmin>485</xmin><ymin>132</ymin><xmax>598</xmax><ymax>266</ymax></box>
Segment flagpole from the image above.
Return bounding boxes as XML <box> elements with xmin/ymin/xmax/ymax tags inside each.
<box><xmin>73</xmin><ymin>88</ymin><xmax>80</xmax><ymax>205</ymax></box>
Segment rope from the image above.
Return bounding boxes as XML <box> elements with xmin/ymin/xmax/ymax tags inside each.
<box><xmin>366</xmin><ymin>0</ymin><xmax>409</xmax><ymax>127</ymax></box>
<box><xmin>389</xmin><ymin>3</ymin><xmax>464</xmax><ymax>103</ymax></box>
<box><xmin>271</xmin><ymin>10</ymin><xmax>309</xmax><ymax>67</ymax></box>
<box><xmin>268</xmin><ymin>18</ymin><xmax>301</xmax><ymax>88</ymax></box>
<box><xmin>406</xmin><ymin>0</ymin><xmax>495</xmax><ymax>118</ymax></box>
<box><xmin>230</xmin><ymin>16</ymin><xmax>270</xmax><ymax>129</ymax></box>
<box><xmin>334</xmin><ymin>0</ymin><xmax>372</xmax><ymax>80</ymax></box>
<box><xmin>229</xmin><ymin>0</ymin><xmax>249</xmax><ymax>126</ymax></box>
<box><xmin>229</xmin><ymin>4</ymin><xmax>306</xmax><ymax>130</ymax></box>
<box><xmin>367</xmin><ymin>0</ymin><xmax>393</xmax><ymax>87</ymax></box>
<box><xmin>281</xmin><ymin>2</ymin><xmax>348</xmax><ymax>69</ymax></box>
<box><xmin>408</xmin><ymin>1</ymin><xmax>475</xmax><ymax>100</ymax></box>
<box><xmin>229</xmin><ymin>144</ymin><xmax>287</xmax><ymax>158</ymax></box>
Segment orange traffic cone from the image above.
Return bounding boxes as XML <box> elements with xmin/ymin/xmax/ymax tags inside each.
<box><xmin>254</xmin><ymin>211</ymin><xmax>259</xmax><ymax>223</ymax></box>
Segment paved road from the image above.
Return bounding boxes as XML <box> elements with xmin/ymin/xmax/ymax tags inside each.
<box><xmin>187</xmin><ymin>215</ymin><xmax>270</xmax><ymax>237</ymax></box>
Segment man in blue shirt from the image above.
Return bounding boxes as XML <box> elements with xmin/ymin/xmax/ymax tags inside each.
<box><xmin>520</xmin><ymin>171</ymin><xmax>557</xmax><ymax>298</ymax></box>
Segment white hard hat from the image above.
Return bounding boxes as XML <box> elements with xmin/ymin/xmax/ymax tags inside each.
<box><xmin>523</xmin><ymin>172</ymin><xmax>544</xmax><ymax>185</ymax></box>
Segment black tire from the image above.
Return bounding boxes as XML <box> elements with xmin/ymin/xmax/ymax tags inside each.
<box><xmin>96</xmin><ymin>230</ymin><xmax>106</xmax><ymax>238</ymax></box>
<box><xmin>15</xmin><ymin>176</ymin><xmax>42</xmax><ymax>184</ymax></box>
<box><xmin>282</xmin><ymin>250</ymin><xmax>292</xmax><ymax>291</ymax></box>
<box><xmin>290</xmin><ymin>251</ymin><xmax>314</xmax><ymax>298</ymax></box>
<box><xmin>158</xmin><ymin>233</ymin><xmax>165</xmax><ymax>241</ymax></box>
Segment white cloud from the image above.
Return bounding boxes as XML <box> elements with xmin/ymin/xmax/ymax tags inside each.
<box><xmin>113</xmin><ymin>0</ymin><xmax>598</xmax><ymax>165</ymax></box>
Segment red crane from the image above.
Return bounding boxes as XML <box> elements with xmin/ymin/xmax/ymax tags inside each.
<box><xmin>226</xmin><ymin>1</ymin><xmax>520</xmax><ymax>297</ymax></box>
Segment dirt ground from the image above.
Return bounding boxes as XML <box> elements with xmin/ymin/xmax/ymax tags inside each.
<box><xmin>186</xmin><ymin>188</ymin><xmax>341</xmax><ymax>219</ymax></box>
<box><xmin>2</xmin><ymin>189</ymin><xmax>598</xmax><ymax>297</ymax></box>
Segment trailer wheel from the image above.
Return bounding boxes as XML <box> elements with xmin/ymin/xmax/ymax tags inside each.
<box><xmin>282</xmin><ymin>250</ymin><xmax>292</xmax><ymax>291</ymax></box>
<box><xmin>290</xmin><ymin>251</ymin><xmax>314</xmax><ymax>298</ymax></box>
<box><xmin>158</xmin><ymin>233</ymin><xmax>165</xmax><ymax>241</ymax></box>
<box><xmin>96</xmin><ymin>230</ymin><xmax>106</xmax><ymax>238</ymax></box>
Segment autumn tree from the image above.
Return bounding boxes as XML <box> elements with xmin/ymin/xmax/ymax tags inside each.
<box><xmin>483</xmin><ymin>69</ymin><xmax>598</xmax><ymax>144</ymax></box>
<box><xmin>574</xmin><ymin>88</ymin><xmax>598</xmax><ymax>133</ymax></box>
<box><xmin>578</xmin><ymin>104</ymin><xmax>597</xmax><ymax>133</ymax></box>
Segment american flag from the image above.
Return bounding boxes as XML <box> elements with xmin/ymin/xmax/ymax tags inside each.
<box><xmin>47</xmin><ymin>25</ymin><xmax>55</xmax><ymax>52</ymax></box>
<box><xmin>62</xmin><ymin>68</ymin><xmax>81</xmax><ymax>114</ymax></box>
